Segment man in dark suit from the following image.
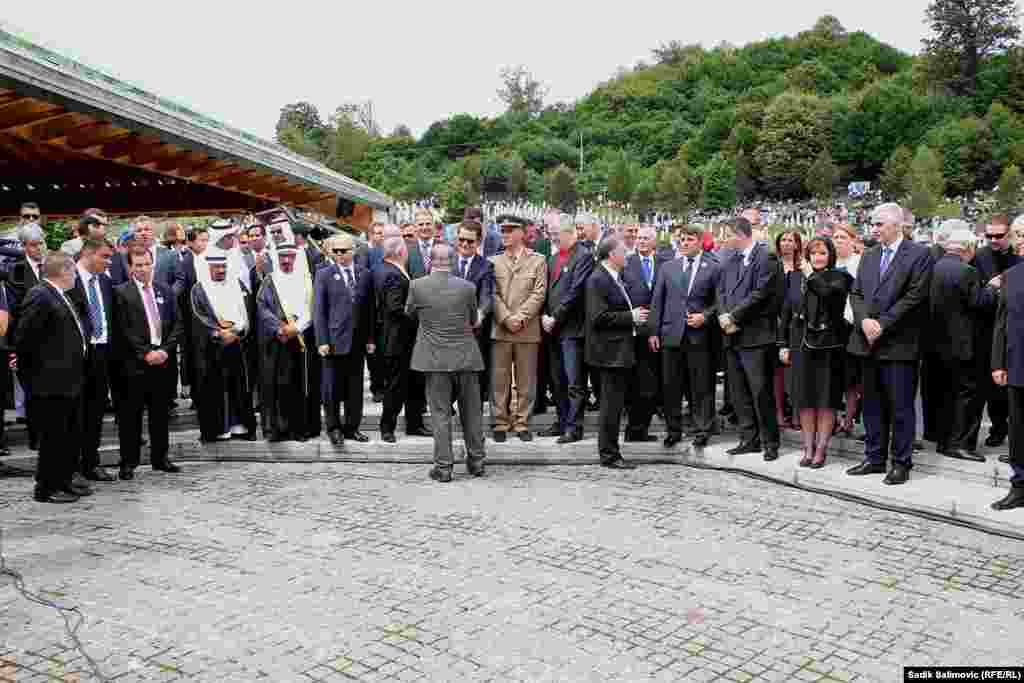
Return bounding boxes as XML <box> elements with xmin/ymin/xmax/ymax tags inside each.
<box><xmin>374</xmin><ymin>236</ymin><xmax>431</xmax><ymax>442</ymax></box>
<box><xmin>7</xmin><ymin>222</ymin><xmax>46</xmax><ymax>450</ymax></box>
<box><xmin>585</xmin><ymin>237</ymin><xmax>647</xmax><ymax>469</ymax></box>
<box><xmin>650</xmin><ymin>226</ymin><xmax>720</xmax><ymax>448</ymax></box>
<box><xmin>173</xmin><ymin>227</ymin><xmax>207</xmax><ymax>404</ymax></box>
<box><xmin>314</xmin><ymin>233</ymin><xmax>376</xmax><ymax>447</ymax></box>
<box><xmin>972</xmin><ymin>214</ymin><xmax>1021</xmax><ymax>449</ymax></box>
<box><xmin>716</xmin><ymin>217</ymin><xmax>783</xmax><ymax>460</ymax></box>
<box><xmin>925</xmin><ymin>226</ymin><xmax>998</xmax><ymax>461</ymax></box>
<box><xmin>68</xmin><ymin>239</ymin><xmax>118</xmax><ymax>482</ymax></box>
<box><xmin>406</xmin><ymin>243</ymin><xmax>487</xmax><ymax>482</ymax></box>
<box><xmin>541</xmin><ymin>214</ymin><xmax>594</xmax><ymax>443</ymax></box>
<box><xmin>12</xmin><ymin>252</ymin><xmax>89</xmax><ymax>503</ymax></box>
<box><xmin>846</xmin><ymin>203</ymin><xmax>933</xmax><ymax>485</ymax></box>
<box><xmin>623</xmin><ymin>225</ymin><xmax>670</xmax><ymax>442</ymax></box>
<box><xmin>109</xmin><ymin>217</ymin><xmax>177</xmax><ymax>289</ymax></box>
<box><xmin>113</xmin><ymin>247</ymin><xmax>185</xmax><ymax>479</ymax></box>
<box><xmin>453</xmin><ymin>220</ymin><xmax>495</xmax><ymax>405</ymax></box>
<box><xmin>407</xmin><ymin>208</ymin><xmax>438</xmax><ymax>280</ymax></box>
<box><xmin>991</xmin><ymin>261</ymin><xmax>1024</xmax><ymax>510</ymax></box>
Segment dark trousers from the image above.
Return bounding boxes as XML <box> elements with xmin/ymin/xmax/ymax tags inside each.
<box><xmin>367</xmin><ymin>350</ymin><xmax>385</xmax><ymax>396</ymax></box>
<box><xmin>476</xmin><ymin>331</ymin><xmax>492</xmax><ymax>404</ymax></box>
<box><xmin>0</xmin><ymin>361</ymin><xmax>9</xmax><ymax>446</ymax></box>
<box><xmin>547</xmin><ymin>335</ymin><xmax>586</xmax><ymax>434</ymax></box>
<box><xmin>663</xmin><ymin>346</ymin><xmax>714</xmax><ymax>438</ymax></box>
<box><xmin>597</xmin><ymin>367</ymin><xmax>628</xmax><ymax>463</ymax></box>
<box><xmin>982</xmin><ymin>357</ymin><xmax>1011</xmax><ymax>440</ymax></box>
<box><xmin>925</xmin><ymin>352</ymin><xmax>977</xmax><ymax>451</ymax></box>
<box><xmin>31</xmin><ymin>394</ymin><xmax>83</xmax><ymax>493</ymax></box>
<box><xmin>80</xmin><ymin>344</ymin><xmax>111</xmax><ymax>472</ymax></box>
<box><xmin>862</xmin><ymin>358</ymin><xmax>918</xmax><ymax>466</ymax></box>
<box><xmin>302</xmin><ymin>329</ymin><xmax>322</xmax><ymax>437</ymax></box>
<box><xmin>324</xmin><ymin>352</ymin><xmax>365</xmax><ymax>434</ymax></box>
<box><xmin>380</xmin><ymin>352</ymin><xmax>426</xmax><ymax>434</ymax></box>
<box><xmin>726</xmin><ymin>345</ymin><xmax>779</xmax><ymax>449</ymax></box>
<box><xmin>626</xmin><ymin>338</ymin><xmax>659</xmax><ymax>436</ymax></box>
<box><xmin>117</xmin><ymin>365</ymin><xmax>171</xmax><ymax>469</ymax></box>
<box><xmin>166</xmin><ymin>346</ymin><xmax>179</xmax><ymax>406</ymax></box>
<box><xmin>1008</xmin><ymin>386</ymin><xmax>1024</xmax><ymax>486</ymax></box>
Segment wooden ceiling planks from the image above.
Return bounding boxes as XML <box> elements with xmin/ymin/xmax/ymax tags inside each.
<box><xmin>0</xmin><ymin>91</ymin><xmax>326</xmax><ymax>210</ymax></box>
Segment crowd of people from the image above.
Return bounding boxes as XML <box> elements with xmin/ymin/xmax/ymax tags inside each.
<box><xmin>1</xmin><ymin>199</ymin><xmax>1022</xmax><ymax>513</ymax></box>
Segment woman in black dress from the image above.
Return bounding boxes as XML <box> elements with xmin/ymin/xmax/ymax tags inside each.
<box><xmin>778</xmin><ymin>237</ymin><xmax>853</xmax><ymax>468</ymax></box>
<box><xmin>774</xmin><ymin>230</ymin><xmax>804</xmax><ymax>430</ymax></box>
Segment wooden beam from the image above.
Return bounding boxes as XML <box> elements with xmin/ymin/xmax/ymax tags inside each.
<box><xmin>16</xmin><ymin>112</ymin><xmax>82</xmax><ymax>141</ymax></box>
<box><xmin>0</xmin><ymin>108</ymin><xmax>70</xmax><ymax>134</ymax></box>
<box><xmin>0</xmin><ymin>96</ymin><xmax>33</xmax><ymax>112</ymax></box>
<box><xmin>64</xmin><ymin>122</ymin><xmax>133</xmax><ymax>151</ymax></box>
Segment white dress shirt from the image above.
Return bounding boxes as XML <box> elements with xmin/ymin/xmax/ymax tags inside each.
<box><xmin>76</xmin><ymin>265</ymin><xmax>108</xmax><ymax>344</ymax></box>
<box><xmin>134</xmin><ymin>279</ymin><xmax>162</xmax><ymax>346</ymax></box>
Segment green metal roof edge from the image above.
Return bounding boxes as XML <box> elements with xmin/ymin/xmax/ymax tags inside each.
<box><xmin>0</xmin><ymin>24</ymin><xmax>393</xmax><ymax>209</ymax></box>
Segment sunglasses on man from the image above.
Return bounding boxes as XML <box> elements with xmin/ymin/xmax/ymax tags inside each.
<box><xmin>332</xmin><ymin>248</ymin><xmax>351</xmax><ymax>255</ymax></box>
<box><xmin>21</xmin><ymin>213</ymin><xmax>40</xmax><ymax>220</ymax></box>
<box><xmin>986</xmin><ymin>231</ymin><xmax>1008</xmax><ymax>240</ymax></box>
<box><xmin>457</xmin><ymin>237</ymin><xmax>477</xmax><ymax>245</ymax></box>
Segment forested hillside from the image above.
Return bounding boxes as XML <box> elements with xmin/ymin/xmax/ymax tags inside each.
<box><xmin>275</xmin><ymin>7</ymin><xmax>1024</xmax><ymax>219</ymax></box>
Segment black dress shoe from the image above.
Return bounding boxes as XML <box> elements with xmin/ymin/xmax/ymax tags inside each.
<box><xmin>538</xmin><ymin>426</ymin><xmax>562</xmax><ymax>438</ymax></box>
<box><xmin>946</xmin><ymin>448</ymin><xmax>985</xmax><ymax>463</ymax></box>
<box><xmin>372</xmin><ymin>392</ymin><xmax>384</xmax><ymax>403</ymax></box>
<box><xmin>726</xmin><ymin>441</ymin><xmax>761</xmax><ymax>455</ymax></box>
<box><xmin>84</xmin><ymin>467</ymin><xmax>116</xmax><ymax>482</ymax></box>
<box><xmin>884</xmin><ymin>463</ymin><xmax>910</xmax><ymax>485</ymax></box>
<box><xmin>663</xmin><ymin>434</ymin><xmax>682</xmax><ymax>448</ymax></box>
<box><xmin>718</xmin><ymin>405</ymin><xmax>734</xmax><ymax>417</ymax></box>
<box><xmin>28</xmin><ymin>439</ymin><xmax>38</xmax><ymax>452</ymax></box>
<box><xmin>518</xmin><ymin>431</ymin><xmax>533</xmax><ymax>442</ymax></box>
<box><xmin>327</xmin><ymin>429</ymin><xmax>345</xmax><ymax>447</ymax></box>
<box><xmin>63</xmin><ymin>483</ymin><xmax>92</xmax><ymax>497</ymax></box>
<box><xmin>912</xmin><ymin>441</ymin><xmax>924</xmax><ymax>451</ymax></box>
<box><xmin>69</xmin><ymin>474</ymin><xmax>93</xmax><ymax>495</ymax></box>
<box><xmin>34</xmin><ymin>489</ymin><xmax>78</xmax><ymax>503</ymax></box>
<box><xmin>492</xmin><ymin>431</ymin><xmax>507</xmax><ymax>443</ymax></box>
<box><xmin>692</xmin><ymin>435</ymin><xmax>709</xmax><ymax>448</ymax></box>
<box><xmin>985</xmin><ymin>433</ymin><xmax>1007</xmax><ymax>448</ymax></box>
<box><xmin>152</xmin><ymin>461</ymin><xmax>181</xmax><ymax>473</ymax></box>
<box><xmin>265</xmin><ymin>432</ymin><xmax>288</xmax><ymax>443</ymax></box>
<box><xmin>231</xmin><ymin>432</ymin><xmax>258</xmax><ymax>442</ymax></box>
<box><xmin>119</xmin><ymin>468</ymin><xmax>135</xmax><ymax>481</ymax></box>
<box><xmin>556</xmin><ymin>431</ymin><xmax>582</xmax><ymax>444</ymax></box>
<box><xmin>344</xmin><ymin>431</ymin><xmax>370</xmax><ymax>443</ymax></box>
<box><xmin>992</xmin><ymin>488</ymin><xmax>1024</xmax><ymax>511</ymax></box>
<box><xmin>762</xmin><ymin>447</ymin><xmax>779</xmax><ymax>461</ymax></box>
<box><xmin>466</xmin><ymin>459</ymin><xmax>485</xmax><ymax>477</ymax></box>
<box><xmin>429</xmin><ymin>466</ymin><xmax>453</xmax><ymax>483</ymax></box>
<box><xmin>847</xmin><ymin>461</ymin><xmax>887</xmax><ymax>475</ymax></box>
<box><xmin>295</xmin><ymin>435</ymin><xmax>309</xmax><ymax>443</ymax></box>
<box><xmin>381</xmin><ymin>432</ymin><xmax>397</xmax><ymax>443</ymax></box>
<box><xmin>999</xmin><ymin>453</ymin><xmax>1010</xmax><ymax>463</ymax></box>
<box><xmin>407</xmin><ymin>426</ymin><xmax>433</xmax><ymax>438</ymax></box>
<box><xmin>601</xmin><ymin>458</ymin><xmax>636</xmax><ymax>470</ymax></box>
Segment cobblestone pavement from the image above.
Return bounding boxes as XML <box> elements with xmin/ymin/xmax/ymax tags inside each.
<box><xmin>1</xmin><ymin>462</ymin><xmax>1023</xmax><ymax>682</ymax></box>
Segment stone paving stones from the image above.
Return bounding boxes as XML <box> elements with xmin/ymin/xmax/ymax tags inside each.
<box><xmin>2</xmin><ymin>462</ymin><xmax>1024</xmax><ymax>681</ymax></box>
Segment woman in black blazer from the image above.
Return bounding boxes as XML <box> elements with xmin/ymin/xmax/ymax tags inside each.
<box><xmin>779</xmin><ymin>237</ymin><xmax>853</xmax><ymax>468</ymax></box>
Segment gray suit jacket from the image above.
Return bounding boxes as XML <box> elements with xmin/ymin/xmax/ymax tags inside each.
<box><xmin>406</xmin><ymin>271</ymin><xmax>485</xmax><ymax>373</ymax></box>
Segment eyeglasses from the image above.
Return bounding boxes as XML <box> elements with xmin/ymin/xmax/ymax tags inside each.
<box><xmin>270</xmin><ymin>229</ymin><xmax>284</xmax><ymax>236</ymax></box>
<box><xmin>416</xmin><ymin>222</ymin><xmax>433</xmax><ymax>227</ymax></box>
<box><xmin>986</xmin><ymin>232</ymin><xmax>1008</xmax><ymax>240</ymax></box>
<box><xmin>501</xmin><ymin>227</ymin><xmax>520</xmax><ymax>233</ymax></box>
<box><xmin>332</xmin><ymin>248</ymin><xmax>351</xmax><ymax>254</ymax></box>
<box><xmin>871</xmin><ymin>222</ymin><xmax>885</xmax><ymax>227</ymax></box>
<box><xmin>457</xmin><ymin>237</ymin><xmax>477</xmax><ymax>245</ymax></box>
<box><xmin>21</xmin><ymin>213</ymin><xmax>39</xmax><ymax>220</ymax></box>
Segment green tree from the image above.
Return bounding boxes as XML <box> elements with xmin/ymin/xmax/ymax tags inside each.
<box><xmin>545</xmin><ymin>164</ymin><xmax>578</xmax><ymax>211</ymax></box>
<box><xmin>804</xmin><ymin>148</ymin><xmax>841</xmax><ymax>200</ymax></box>
<box><xmin>277</xmin><ymin>125</ymin><xmax>324</xmax><ymax>162</ymax></box>
<box><xmin>701</xmin><ymin>154</ymin><xmax>738</xmax><ymax>211</ymax></box>
<box><xmin>275</xmin><ymin>101</ymin><xmax>327</xmax><ymax>152</ymax></box>
<box><xmin>497</xmin><ymin>65</ymin><xmax>548</xmax><ymax>116</ymax></box>
<box><xmin>908</xmin><ymin>145</ymin><xmax>946</xmax><ymax>219</ymax></box>
<box><xmin>631</xmin><ymin>170</ymin><xmax>657</xmax><ymax>215</ymax></box>
<box><xmin>734</xmin><ymin>149</ymin><xmax>758</xmax><ymax>201</ymax></box>
<box><xmin>921</xmin><ymin>0</ymin><xmax>1022</xmax><ymax>96</ymax></box>
<box><xmin>324</xmin><ymin>107</ymin><xmax>373</xmax><ymax>177</ymax></box>
<box><xmin>996</xmin><ymin>163</ymin><xmax>1024</xmax><ymax>209</ymax></box>
<box><xmin>755</xmin><ymin>92</ymin><xmax>832</xmax><ymax>198</ymax></box>
<box><xmin>812</xmin><ymin>15</ymin><xmax>848</xmax><ymax>40</ymax></box>
<box><xmin>926</xmin><ymin>116</ymin><xmax>997</xmax><ymax>194</ymax></box>
<box><xmin>606</xmin><ymin>150</ymin><xmax>637</xmax><ymax>203</ymax></box>
<box><xmin>654</xmin><ymin>159</ymin><xmax>700</xmax><ymax>216</ymax></box>
<box><xmin>879</xmin><ymin>146</ymin><xmax>914</xmax><ymax>199</ymax></box>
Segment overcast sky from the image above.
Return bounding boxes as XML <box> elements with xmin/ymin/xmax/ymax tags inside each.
<box><xmin>5</xmin><ymin>1</ymin><xmax>932</xmax><ymax>141</ymax></box>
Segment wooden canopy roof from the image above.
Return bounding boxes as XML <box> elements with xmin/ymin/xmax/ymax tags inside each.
<box><xmin>0</xmin><ymin>28</ymin><xmax>392</xmax><ymax>218</ymax></box>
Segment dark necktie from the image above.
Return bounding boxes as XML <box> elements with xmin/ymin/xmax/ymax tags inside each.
<box><xmin>344</xmin><ymin>267</ymin><xmax>356</xmax><ymax>301</ymax></box>
<box><xmin>682</xmin><ymin>257</ymin><xmax>695</xmax><ymax>294</ymax></box>
<box><xmin>460</xmin><ymin>257</ymin><xmax>469</xmax><ymax>279</ymax></box>
<box><xmin>87</xmin><ymin>276</ymin><xmax>104</xmax><ymax>341</ymax></box>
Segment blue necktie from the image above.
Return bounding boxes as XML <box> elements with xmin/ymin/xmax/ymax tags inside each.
<box><xmin>87</xmin><ymin>277</ymin><xmax>103</xmax><ymax>340</ymax></box>
<box><xmin>642</xmin><ymin>257</ymin><xmax>653</xmax><ymax>288</ymax></box>
<box><xmin>880</xmin><ymin>247</ymin><xmax>893</xmax><ymax>276</ymax></box>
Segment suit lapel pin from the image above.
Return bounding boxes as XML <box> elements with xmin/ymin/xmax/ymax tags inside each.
<box><xmin>156</xmin><ymin>296</ymin><xmax>164</xmax><ymax>304</ymax></box>
<box><xmin>334</xmin><ymin>273</ymin><xmax>341</xmax><ymax>281</ymax></box>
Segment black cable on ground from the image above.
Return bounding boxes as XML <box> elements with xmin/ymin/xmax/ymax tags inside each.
<box><xmin>0</xmin><ymin>529</ymin><xmax>111</xmax><ymax>682</ymax></box>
